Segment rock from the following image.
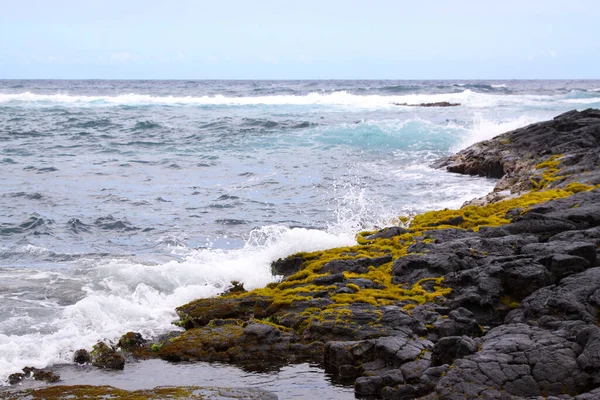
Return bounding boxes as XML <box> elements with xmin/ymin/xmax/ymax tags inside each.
<box><xmin>365</xmin><ymin>226</ymin><xmax>413</xmax><ymax>240</ymax></box>
<box><xmin>433</xmin><ymin>307</ymin><xmax>482</xmax><ymax>338</ymax></box>
<box><xmin>73</xmin><ymin>349</ymin><xmax>91</xmax><ymax>364</ymax></box>
<box><xmin>271</xmin><ymin>256</ymin><xmax>304</xmax><ymax>277</ymax></box>
<box><xmin>434</xmin><ymin>324</ymin><xmax>590</xmax><ymax>398</ymax></box>
<box><xmin>509</xmin><ymin>267</ymin><xmax>600</xmax><ymax>327</ymax></box>
<box><xmin>158</xmin><ymin>320</ymin><xmax>320</xmax><ymax>368</ymax></box>
<box><xmin>118</xmin><ymin>332</ymin><xmax>146</xmax><ymax>350</ymax></box>
<box><xmin>355</xmin><ymin>376</ymin><xmax>384</xmax><ymax>396</ymax></box>
<box><xmin>91</xmin><ymin>342</ymin><xmax>125</xmax><ymax>370</ymax></box>
<box><xmin>392</xmin><ymin>102</ymin><xmax>461</xmax><ymax>107</ymax></box>
<box><xmin>419</xmin><ymin>365</ymin><xmax>450</xmax><ymax>392</ymax></box>
<box><xmin>324</xmin><ymin>340</ymin><xmax>375</xmax><ymax>379</ymax></box>
<box><xmin>431</xmin><ymin>336</ymin><xmax>478</xmax><ymax>366</ymax></box>
<box><xmin>320</xmin><ymin>255</ymin><xmax>392</xmax><ymax>274</ymax></box>
<box><xmin>8</xmin><ymin>367</ymin><xmax>60</xmax><ymax>384</ymax></box>
<box><xmin>374</xmin><ymin>334</ymin><xmax>431</xmax><ymax>367</ymax></box>
<box><xmin>433</xmin><ymin>108</ymin><xmax>600</xmax><ymax>203</ymax></box>
<box><xmin>176</xmin><ymin>296</ymin><xmax>275</xmax><ymax>328</ymax></box>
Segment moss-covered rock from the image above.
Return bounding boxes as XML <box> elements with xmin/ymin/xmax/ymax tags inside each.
<box><xmin>3</xmin><ymin>385</ymin><xmax>278</xmax><ymax>399</ymax></box>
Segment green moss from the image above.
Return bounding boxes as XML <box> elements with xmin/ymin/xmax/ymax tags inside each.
<box><xmin>151</xmin><ymin>342</ymin><xmax>163</xmax><ymax>352</ymax></box>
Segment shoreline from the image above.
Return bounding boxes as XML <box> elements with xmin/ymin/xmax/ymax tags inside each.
<box><xmin>5</xmin><ymin>109</ymin><xmax>600</xmax><ymax>399</ymax></box>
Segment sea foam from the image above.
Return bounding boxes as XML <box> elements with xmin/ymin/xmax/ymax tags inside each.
<box><xmin>0</xmin><ymin>90</ymin><xmax>586</xmax><ymax>110</ymax></box>
<box><xmin>0</xmin><ymin>224</ymin><xmax>355</xmax><ymax>382</ymax></box>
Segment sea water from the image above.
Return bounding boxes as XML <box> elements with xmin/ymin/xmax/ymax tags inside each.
<box><xmin>1</xmin><ymin>80</ymin><xmax>599</xmax><ymax>393</ymax></box>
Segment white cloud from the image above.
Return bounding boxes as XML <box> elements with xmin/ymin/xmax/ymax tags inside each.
<box><xmin>549</xmin><ymin>49</ymin><xmax>557</xmax><ymax>58</ymax></box>
<box><xmin>527</xmin><ymin>55</ymin><xmax>536</xmax><ymax>61</ymax></box>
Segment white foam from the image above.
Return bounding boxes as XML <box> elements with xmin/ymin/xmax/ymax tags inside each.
<box><xmin>450</xmin><ymin>114</ymin><xmax>542</xmax><ymax>152</ymax></box>
<box><xmin>563</xmin><ymin>97</ymin><xmax>600</xmax><ymax>104</ymax></box>
<box><xmin>0</xmin><ymin>225</ymin><xmax>355</xmax><ymax>382</ymax></box>
<box><xmin>0</xmin><ymin>90</ymin><xmax>556</xmax><ymax>110</ymax></box>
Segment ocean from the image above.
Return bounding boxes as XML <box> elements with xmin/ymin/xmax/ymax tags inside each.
<box><xmin>1</xmin><ymin>79</ymin><xmax>600</xmax><ymax>395</ymax></box>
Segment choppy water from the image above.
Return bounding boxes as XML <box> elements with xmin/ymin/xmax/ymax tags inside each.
<box><xmin>1</xmin><ymin>80</ymin><xmax>600</xmax><ymax>392</ymax></box>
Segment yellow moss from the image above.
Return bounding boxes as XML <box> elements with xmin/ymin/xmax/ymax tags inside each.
<box><xmin>346</xmin><ymin>283</ymin><xmax>360</xmax><ymax>292</ymax></box>
<box><xmin>500</xmin><ymin>295</ymin><xmax>520</xmax><ymax>310</ymax></box>
<box><xmin>410</xmin><ymin>183</ymin><xmax>595</xmax><ymax>231</ymax></box>
<box><xmin>220</xmin><ymin>180</ymin><xmax>596</xmax><ymax>336</ymax></box>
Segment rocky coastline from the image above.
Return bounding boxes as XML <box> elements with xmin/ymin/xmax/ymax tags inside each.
<box><xmin>6</xmin><ymin>109</ymin><xmax>600</xmax><ymax>399</ymax></box>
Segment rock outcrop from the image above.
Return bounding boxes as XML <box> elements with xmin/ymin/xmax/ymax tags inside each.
<box><xmin>433</xmin><ymin>108</ymin><xmax>600</xmax><ymax>204</ymax></box>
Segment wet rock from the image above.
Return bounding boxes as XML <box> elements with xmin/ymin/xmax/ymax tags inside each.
<box><xmin>392</xmin><ymin>253</ymin><xmax>466</xmax><ymax>285</ymax></box>
<box><xmin>176</xmin><ymin>296</ymin><xmax>275</xmax><ymax>328</ymax></box>
<box><xmin>393</xmin><ymin>101</ymin><xmax>461</xmax><ymax>107</ymax></box>
<box><xmin>434</xmin><ymin>109</ymin><xmax>600</xmax><ymax>204</ymax></box>
<box><xmin>355</xmin><ymin>375</ymin><xmax>384</xmax><ymax>396</ymax></box>
<box><xmin>365</xmin><ymin>226</ymin><xmax>413</xmax><ymax>240</ymax></box>
<box><xmin>324</xmin><ymin>340</ymin><xmax>376</xmax><ymax>379</ymax></box>
<box><xmin>271</xmin><ymin>256</ymin><xmax>304</xmax><ymax>277</ymax></box>
<box><xmin>118</xmin><ymin>332</ymin><xmax>146</xmax><ymax>350</ymax></box>
<box><xmin>73</xmin><ymin>349</ymin><xmax>91</xmax><ymax>364</ymax></box>
<box><xmin>320</xmin><ymin>255</ymin><xmax>392</xmax><ymax>274</ymax></box>
<box><xmin>8</xmin><ymin>367</ymin><xmax>60</xmax><ymax>384</ymax></box>
<box><xmin>158</xmin><ymin>320</ymin><xmax>320</xmax><ymax>367</ymax></box>
<box><xmin>91</xmin><ymin>342</ymin><xmax>125</xmax><ymax>370</ymax></box>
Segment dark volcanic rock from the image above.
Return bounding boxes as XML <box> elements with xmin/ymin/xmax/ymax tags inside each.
<box><xmin>320</xmin><ymin>255</ymin><xmax>392</xmax><ymax>274</ymax></box>
<box><xmin>393</xmin><ymin>101</ymin><xmax>461</xmax><ymax>107</ymax></box>
<box><xmin>73</xmin><ymin>349</ymin><xmax>91</xmax><ymax>364</ymax></box>
<box><xmin>433</xmin><ymin>108</ymin><xmax>600</xmax><ymax>203</ymax></box>
<box><xmin>435</xmin><ymin>324</ymin><xmax>591</xmax><ymax>399</ymax></box>
<box><xmin>158</xmin><ymin>320</ymin><xmax>320</xmax><ymax>368</ymax></box>
<box><xmin>271</xmin><ymin>256</ymin><xmax>304</xmax><ymax>277</ymax></box>
<box><xmin>8</xmin><ymin>367</ymin><xmax>60</xmax><ymax>385</ymax></box>
<box><xmin>118</xmin><ymin>332</ymin><xmax>146</xmax><ymax>350</ymax></box>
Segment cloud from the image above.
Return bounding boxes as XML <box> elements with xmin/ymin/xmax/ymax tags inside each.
<box><xmin>549</xmin><ymin>49</ymin><xmax>557</xmax><ymax>58</ymax></box>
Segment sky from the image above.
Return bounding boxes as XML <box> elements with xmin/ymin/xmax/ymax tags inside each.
<box><xmin>1</xmin><ymin>0</ymin><xmax>599</xmax><ymax>79</ymax></box>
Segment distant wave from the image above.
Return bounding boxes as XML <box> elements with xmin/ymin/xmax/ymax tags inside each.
<box><xmin>0</xmin><ymin>90</ymin><xmax>545</xmax><ymax>108</ymax></box>
<box><xmin>1</xmin><ymin>90</ymin><xmax>598</xmax><ymax>111</ymax></box>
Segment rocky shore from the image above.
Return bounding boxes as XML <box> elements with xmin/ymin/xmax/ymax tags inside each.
<box><xmin>6</xmin><ymin>109</ymin><xmax>600</xmax><ymax>399</ymax></box>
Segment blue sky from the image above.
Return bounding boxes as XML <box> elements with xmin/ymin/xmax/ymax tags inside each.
<box><xmin>1</xmin><ymin>0</ymin><xmax>598</xmax><ymax>79</ymax></box>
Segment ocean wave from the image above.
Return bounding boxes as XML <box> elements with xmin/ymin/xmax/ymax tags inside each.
<box><xmin>0</xmin><ymin>224</ymin><xmax>355</xmax><ymax>381</ymax></box>
<box><xmin>0</xmin><ymin>90</ymin><xmax>563</xmax><ymax>109</ymax></box>
<box><xmin>449</xmin><ymin>114</ymin><xmax>543</xmax><ymax>152</ymax></box>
